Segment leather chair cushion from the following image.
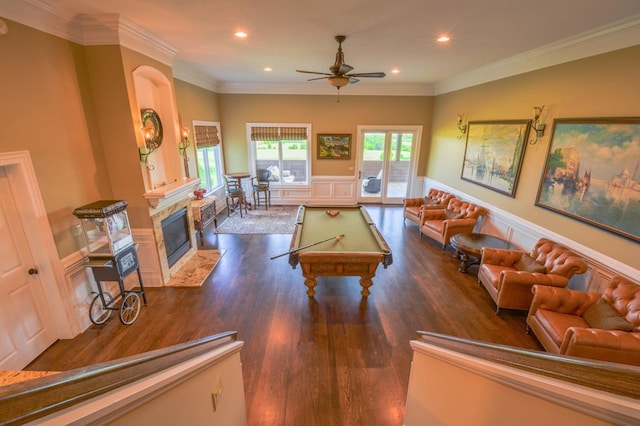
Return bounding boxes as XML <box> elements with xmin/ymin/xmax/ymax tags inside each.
<box><xmin>422</xmin><ymin>219</ymin><xmax>444</xmax><ymax>233</ymax></box>
<box><xmin>478</xmin><ymin>264</ymin><xmax>509</xmax><ymax>290</ymax></box>
<box><xmin>514</xmin><ymin>254</ymin><xmax>547</xmax><ymax>274</ymax></box>
<box><xmin>405</xmin><ymin>206</ymin><xmax>421</xmax><ymax>218</ymax></box>
<box><xmin>534</xmin><ymin>309</ymin><xmax>589</xmax><ymax>346</ymax></box>
<box><xmin>583</xmin><ymin>298</ymin><xmax>634</xmax><ymax>331</ymax></box>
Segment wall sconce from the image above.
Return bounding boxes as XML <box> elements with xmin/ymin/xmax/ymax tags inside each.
<box><xmin>139</xmin><ymin>108</ymin><xmax>163</xmax><ymax>169</ymax></box>
<box><xmin>457</xmin><ymin>113</ymin><xmax>467</xmax><ymax>139</ymax></box>
<box><xmin>529</xmin><ymin>105</ymin><xmax>546</xmax><ymax>145</ymax></box>
<box><xmin>179</xmin><ymin>127</ymin><xmax>191</xmax><ymax>156</ymax></box>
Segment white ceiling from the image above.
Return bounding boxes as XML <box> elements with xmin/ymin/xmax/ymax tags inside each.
<box><xmin>2</xmin><ymin>0</ymin><xmax>640</xmax><ymax>95</ymax></box>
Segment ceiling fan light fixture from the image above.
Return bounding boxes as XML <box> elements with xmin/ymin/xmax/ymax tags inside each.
<box><xmin>328</xmin><ymin>76</ymin><xmax>349</xmax><ymax>88</ymax></box>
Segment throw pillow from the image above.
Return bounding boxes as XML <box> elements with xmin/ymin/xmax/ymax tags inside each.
<box><xmin>444</xmin><ymin>209</ymin><xmax>464</xmax><ymax>220</ymax></box>
<box><xmin>583</xmin><ymin>298</ymin><xmax>634</xmax><ymax>331</ymax></box>
<box><xmin>514</xmin><ymin>254</ymin><xmax>547</xmax><ymax>273</ymax></box>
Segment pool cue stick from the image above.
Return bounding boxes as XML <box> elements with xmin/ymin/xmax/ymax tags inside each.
<box><xmin>270</xmin><ymin>234</ymin><xmax>345</xmax><ymax>260</ymax></box>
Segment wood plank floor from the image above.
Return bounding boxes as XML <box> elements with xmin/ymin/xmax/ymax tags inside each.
<box><xmin>28</xmin><ymin>205</ymin><xmax>541</xmax><ymax>425</ymax></box>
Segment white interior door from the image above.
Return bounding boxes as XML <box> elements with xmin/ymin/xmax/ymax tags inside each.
<box><xmin>0</xmin><ymin>166</ymin><xmax>57</xmax><ymax>369</ymax></box>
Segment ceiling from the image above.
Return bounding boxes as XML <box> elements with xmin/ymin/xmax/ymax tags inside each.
<box><xmin>3</xmin><ymin>0</ymin><xmax>640</xmax><ymax>95</ymax></box>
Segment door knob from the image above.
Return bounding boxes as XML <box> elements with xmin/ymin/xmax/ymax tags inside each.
<box><xmin>28</xmin><ymin>268</ymin><xmax>39</xmax><ymax>275</ymax></box>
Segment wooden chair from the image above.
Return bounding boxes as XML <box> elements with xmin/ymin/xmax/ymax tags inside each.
<box><xmin>251</xmin><ymin>169</ymin><xmax>271</xmax><ymax>209</ymax></box>
<box><xmin>223</xmin><ymin>176</ymin><xmax>247</xmax><ymax>217</ymax></box>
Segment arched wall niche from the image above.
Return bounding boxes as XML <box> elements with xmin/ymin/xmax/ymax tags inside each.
<box><xmin>132</xmin><ymin>65</ymin><xmax>183</xmax><ymax>192</ymax></box>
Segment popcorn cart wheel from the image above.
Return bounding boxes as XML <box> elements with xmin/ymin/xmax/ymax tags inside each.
<box><xmin>89</xmin><ymin>291</ymin><xmax>114</xmax><ymax>325</ymax></box>
<box><xmin>89</xmin><ymin>290</ymin><xmax>142</xmax><ymax>325</ymax></box>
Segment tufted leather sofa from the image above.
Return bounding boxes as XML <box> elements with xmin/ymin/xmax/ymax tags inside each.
<box><xmin>478</xmin><ymin>238</ymin><xmax>588</xmax><ymax>312</ymax></box>
<box><xmin>403</xmin><ymin>189</ymin><xmax>455</xmax><ymax>226</ymax></box>
<box><xmin>527</xmin><ymin>276</ymin><xmax>640</xmax><ymax>366</ymax></box>
<box><xmin>419</xmin><ymin>199</ymin><xmax>485</xmax><ymax>248</ymax></box>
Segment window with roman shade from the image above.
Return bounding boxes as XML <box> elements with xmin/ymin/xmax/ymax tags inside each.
<box><xmin>248</xmin><ymin>124</ymin><xmax>310</xmax><ymax>184</ymax></box>
<box><xmin>194</xmin><ymin>121</ymin><xmax>223</xmax><ymax>192</ymax></box>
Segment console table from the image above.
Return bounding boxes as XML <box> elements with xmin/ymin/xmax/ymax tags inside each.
<box><xmin>191</xmin><ymin>196</ymin><xmax>217</xmax><ymax>245</ymax></box>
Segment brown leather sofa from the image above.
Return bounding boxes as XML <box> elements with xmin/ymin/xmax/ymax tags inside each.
<box><xmin>527</xmin><ymin>276</ymin><xmax>640</xmax><ymax>366</ymax></box>
<box><xmin>419</xmin><ymin>199</ymin><xmax>486</xmax><ymax>248</ymax></box>
<box><xmin>478</xmin><ymin>238</ymin><xmax>588</xmax><ymax>313</ymax></box>
<box><xmin>403</xmin><ymin>189</ymin><xmax>455</xmax><ymax>226</ymax></box>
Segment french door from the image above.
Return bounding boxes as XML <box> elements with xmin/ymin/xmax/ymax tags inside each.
<box><xmin>357</xmin><ymin>126</ymin><xmax>421</xmax><ymax>204</ymax></box>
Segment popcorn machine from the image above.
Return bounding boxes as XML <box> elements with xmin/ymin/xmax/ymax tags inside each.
<box><xmin>73</xmin><ymin>200</ymin><xmax>146</xmax><ymax>325</ymax></box>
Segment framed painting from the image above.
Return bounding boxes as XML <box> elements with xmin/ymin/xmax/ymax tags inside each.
<box><xmin>317</xmin><ymin>134</ymin><xmax>351</xmax><ymax>159</ymax></box>
<box><xmin>536</xmin><ymin>117</ymin><xmax>640</xmax><ymax>243</ymax></box>
<box><xmin>461</xmin><ymin>120</ymin><xmax>531</xmax><ymax>197</ymax></box>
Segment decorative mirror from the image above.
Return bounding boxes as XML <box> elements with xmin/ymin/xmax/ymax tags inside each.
<box><xmin>141</xmin><ymin>108</ymin><xmax>163</xmax><ymax>151</ymax></box>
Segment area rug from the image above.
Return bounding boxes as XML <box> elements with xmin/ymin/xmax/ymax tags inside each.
<box><xmin>167</xmin><ymin>250</ymin><xmax>224</xmax><ymax>287</ymax></box>
<box><xmin>216</xmin><ymin>205</ymin><xmax>298</xmax><ymax>234</ymax></box>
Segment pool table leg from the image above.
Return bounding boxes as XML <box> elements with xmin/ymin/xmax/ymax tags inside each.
<box><xmin>304</xmin><ymin>276</ymin><xmax>318</xmax><ymax>297</ymax></box>
<box><xmin>359</xmin><ymin>275</ymin><xmax>374</xmax><ymax>297</ymax></box>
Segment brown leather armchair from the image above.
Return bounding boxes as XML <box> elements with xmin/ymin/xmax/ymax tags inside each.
<box><xmin>403</xmin><ymin>189</ymin><xmax>455</xmax><ymax>226</ymax></box>
<box><xmin>419</xmin><ymin>199</ymin><xmax>486</xmax><ymax>248</ymax></box>
<box><xmin>478</xmin><ymin>238</ymin><xmax>588</xmax><ymax>313</ymax></box>
<box><xmin>527</xmin><ymin>276</ymin><xmax>640</xmax><ymax>366</ymax></box>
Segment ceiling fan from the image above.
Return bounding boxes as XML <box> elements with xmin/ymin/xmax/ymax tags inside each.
<box><xmin>296</xmin><ymin>35</ymin><xmax>386</xmax><ymax>90</ymax></box>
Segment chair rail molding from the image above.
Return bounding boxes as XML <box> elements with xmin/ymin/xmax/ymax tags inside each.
<box><xmin>424</xmin><ymin>178</ymin><xmax>639</xmax><ymax>292</ymax></box>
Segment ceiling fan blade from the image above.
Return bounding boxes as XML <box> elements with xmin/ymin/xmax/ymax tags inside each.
<box><xmin>338</xmin><ymin>64</ymin><xmax>354</xmax><ymax>74</ymax></box>
<box><xmin>296</xmin><ymin>70</ymin><xmax>332</xmax><ymax>76</ymax></box>
<box><xmin>347</xmin><ymin>72</ymin><xmax>386</xmax><ymax>78</ymax></box>
<box><xmin>348</xmin><ymin>77</ymin><xmax>360</xmax><ymax>84</ymax></box>
<box><xmin>307</xmin><ymin>76</ymin><xmax>330</xmax><ymax>82</ymax></box>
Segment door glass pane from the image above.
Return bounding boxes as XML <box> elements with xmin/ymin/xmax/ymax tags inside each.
<box><xmin>387</xmin><ymin>132</ymin><xmax>413</xmax><ymax>198</ymax></box>
<box><xmin>361</xmin><ymin>132</ymin><xmax>386</xmax><ymax>198</ymax></box>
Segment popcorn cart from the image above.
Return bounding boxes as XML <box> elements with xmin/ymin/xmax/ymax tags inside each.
<box><xmin>73</xmin><ymin>200</ymin><xmax>147</xmax><ymax>325</ymax></box>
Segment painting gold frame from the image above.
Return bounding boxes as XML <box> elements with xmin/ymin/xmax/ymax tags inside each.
<box><xmin>317</xmin><ymin>134</ymin><xmax>352</xmax><ymax>160</ymax></box>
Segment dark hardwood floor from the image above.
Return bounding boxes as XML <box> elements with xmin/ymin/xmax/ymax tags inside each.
<box><xmin>28</xmin><ymin>205</ymin><xmax>541</xmax><ymax>425</ymax></box>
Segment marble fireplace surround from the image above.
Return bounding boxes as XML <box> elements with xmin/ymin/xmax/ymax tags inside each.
<box><xmin>150</xmin><ymin>195</ymin><xmax>198</xmax><ymax>284</ymax></box>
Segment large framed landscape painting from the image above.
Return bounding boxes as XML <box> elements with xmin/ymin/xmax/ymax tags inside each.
<box><xmin>461</xmin><ymin>120</ymin><xmax>531</xmax><ymax>197</ymax></box>
<box><xmin>536</xmin><ymin>117</ymin><xmax>640</xmax><ymax>243</ymax></box>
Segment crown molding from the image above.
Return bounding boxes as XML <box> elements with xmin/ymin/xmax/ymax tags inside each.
<box><xmin>172</xmin><ymin>61</ymin><xmax>219</xmax><ymax>92</ymax></box>
<box><xmin>434</xmin><ymin>14</ymin><xmax>640</xmax><ymax>95</ymax></box>
<box><xmin>0</xmin><ymin>1</ymin><xmax>177</xmax><ymax>65</ymax></box>
<box><xmin>216</xmin><ymin>81</ymin><xmax>434</xmax><ymax>96</ymax></box>
<box><xmin>79</xmin><ymin>14</ymin><xmax>177</xmax><ymax>66</ymax></box>
<box><xmin>3</xmin><ymin>2</ymin><xmax>638</xmax><ymax>96</ymax></box>
<box><xmin>0</xmin><ymin>0</ymin><xmax>84</xmax><ymax>42</ymax></box>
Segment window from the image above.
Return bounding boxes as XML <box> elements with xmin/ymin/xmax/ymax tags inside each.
<box><xmin>248</xmin><ymin>124</ymin><xmax>310</xmax><ymax>184</ymax></box>
<box><xmin>194</xmin><ymin>121</ymin><xmax>223</xmax><ymax>193</ymax></box>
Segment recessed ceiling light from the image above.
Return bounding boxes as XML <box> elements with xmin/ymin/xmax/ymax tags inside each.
<box><xmin>235</xmin><ymin>31</ymin><xmax>248</xmax><ymax>38</ymax></box>
<box><xmin>391</xmin><ymin>69</ymin><xmax>400</xmax><ymax>74</ymax></box>
<box><xmin>264</xmin><ymin>67</ymin><xmax>272</xmax><ymax>72</ymax></box>
<box><xmin>437</xmin><ymin>35</ymin><xmax>450</xmax><ymax>43</ymax></box>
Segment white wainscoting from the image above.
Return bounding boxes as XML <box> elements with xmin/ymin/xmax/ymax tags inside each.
<box><xmin>425</xmin><ymin>178</ymin><xmax>640</xmax><ymax>292</ymax></box>
<box><xmin>310</xmin><ymin>176</ymin><xmax>357</xmax><ymax>205</ymax></box>
<box><xmin>60</xmin><ymin>229</ymin><xmax>164</xmax><ymax>334</ymax></box>
<box><xmin>265</xmin><ymin>184</ymin><xmax>312</xmax><ymax>205</ymax></box>
<box><xmin>133</xmin><ymin>228</ymin><xmax>165</xmax><ymax>288</ymax></box>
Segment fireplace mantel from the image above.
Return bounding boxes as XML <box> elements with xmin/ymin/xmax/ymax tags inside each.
<box><xmin>143</xmin><ymin>177</ymin><xmax>200</xmax><ymax>210</ymax></box>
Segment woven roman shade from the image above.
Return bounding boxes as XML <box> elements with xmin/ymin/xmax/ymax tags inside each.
<box><xmin>251</xmin><ymin>126</ymin><xmax>307</xmax><ymax>141</ymax></box>
<box><xmin>279</xmin><ymin>127</ymin><xmax>307</xmax><ymax>140</ymax></box>
<box><xmin>194</xmin><ymin>125</ymin><xmax>220</xmax><ymax>148</ymax></box>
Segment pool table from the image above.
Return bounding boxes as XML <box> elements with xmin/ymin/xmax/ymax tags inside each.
<box><xmin>288</xmin><ymin>205</ymin><xmax>392</xmax><ymax>297</ymax></box>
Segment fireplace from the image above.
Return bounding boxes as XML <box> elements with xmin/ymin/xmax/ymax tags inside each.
<box><xmin>161</xmin><ymin>207</ymin><xmax>191</xmax><ymax>268</ymax></box>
